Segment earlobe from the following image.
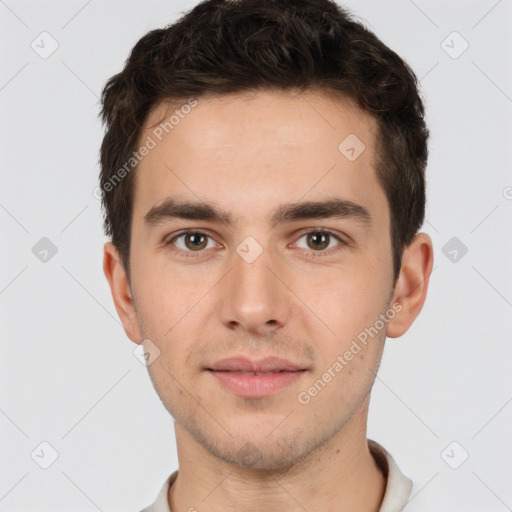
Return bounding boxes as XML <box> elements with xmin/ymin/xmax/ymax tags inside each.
<box><xmin>103</xmin><ymin>242</ymin><xmax>142</xmax><ymax>344</ymax></box>
<box><xmin>386</xmin><ymin>232</ymin><xmax>434</xmax><ymax>338</ymax></box>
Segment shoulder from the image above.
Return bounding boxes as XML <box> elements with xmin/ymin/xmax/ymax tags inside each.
<box><xmin>369</xmin><ymin>439</ymin><xmax>413</xmax><ymax>512</ymax></box>
<box><xmin>139</xmin><ymin>470</ymin><xmax>178</xmax><ymax>512</ymax></box>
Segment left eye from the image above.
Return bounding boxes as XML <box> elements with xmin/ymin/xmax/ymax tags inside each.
<box><xmin>295</xmin><ymin>231</ymin><xmax>343</xmax><ymax>252</ymax></box>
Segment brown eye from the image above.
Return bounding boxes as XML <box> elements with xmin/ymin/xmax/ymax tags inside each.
<box><xmin>167</xmin><ymin>231</ymin><xmax>216</xmax><ymax>254</ymax></box>
<box><xmin>306</xmin><ymin>232</ymin><xmax>330</xmax><ymax>250</ymax></box>
<box><xmin>184</xmin><ymin>232</ymin><xmax>208</xmax><ymax>251</ymax></box>
<box><xmin>294</xmin><ymin>230</ymin><xmax>345</xmax><ymax>255</ymax></box>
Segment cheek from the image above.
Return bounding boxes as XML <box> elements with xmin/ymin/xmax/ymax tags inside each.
<box><xmin>298</xmin><ymin>273</ymin><xmax>390</xmax><ymax>375</ymax></box>
<box><xmin>146</xmin><ymin>359</ymin><xmax>201</xmax><ymax>423</ymax></box>
<box><xmin>297</xmin><ymin>340</ymin><xmax>382</xmax><ymax>418</ymax></box>
<box><xmin>300</xmin><ymin>272</ymin><xmax>380</xmax><ymax>332</ymax></box>
<box><xmin>134</xmin><ymin>264</ymin><xmax>202</xmax><ymax>330</ymax></box>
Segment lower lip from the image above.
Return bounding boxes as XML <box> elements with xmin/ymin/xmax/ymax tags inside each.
<box><xmin>208</xmin><ymin>370</ymin><xmax>306</xmax><ymax>398</ymax></box>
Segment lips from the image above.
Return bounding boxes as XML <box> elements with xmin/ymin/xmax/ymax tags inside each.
<box><xmin>207</xmin><ymin>356</ymin><xmax>305</xmax><ymax>373</ymax></box>
<box><xmin>221</xmin><ymin>370</ymin><xmax>288</xmax><ymax>375</ymax></box>
<box><xmin>207</xmin><ymin>356</ymin><xmax>307</xmax><ymax>398</ymax></box>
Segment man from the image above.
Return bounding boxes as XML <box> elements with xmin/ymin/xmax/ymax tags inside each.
<box><xmin>100</xmin><ymin>0</ymin><xmax>434</xmax><ymax>510</ymax></box>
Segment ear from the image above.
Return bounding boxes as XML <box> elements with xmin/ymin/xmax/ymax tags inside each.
<box><xmin>103</xmin><ymin>242</ymin><xmax>142</xmax><ymax>344</ymax></box>
<box><xmin>386</xmin><ymin>232</ymin><xmax>434</xmax><ymax>338</ymax></box>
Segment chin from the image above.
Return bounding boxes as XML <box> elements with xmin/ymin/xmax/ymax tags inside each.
<box><xmin>201</xmin><ymin>428</ymin><xmax>321</xmax><ymax>471</ymax></box>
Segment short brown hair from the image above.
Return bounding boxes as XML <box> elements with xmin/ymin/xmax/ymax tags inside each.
<box><xmin>99</xmin><ymin>0</ymin><xmax>429</xmax><ymax>284</ymax></box>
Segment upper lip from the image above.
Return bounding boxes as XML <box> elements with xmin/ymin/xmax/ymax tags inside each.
<box><xmin>208</xmin><ymin>356</ymin><xmax>305</xmax><ymax>372</ymax></box>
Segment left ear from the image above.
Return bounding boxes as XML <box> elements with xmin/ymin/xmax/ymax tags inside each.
<box><xmin>386</xmin><ymin>232</ymin><xmax>434</xmax><ymax>338</ymax></box>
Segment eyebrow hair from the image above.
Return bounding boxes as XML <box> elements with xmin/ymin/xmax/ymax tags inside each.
<box><xmin>143</xmin><ymin>197</ymin><xmax>372</xmax><ymax>230</ymax></box>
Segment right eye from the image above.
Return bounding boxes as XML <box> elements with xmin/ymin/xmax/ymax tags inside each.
<box><xmin>165</xmin><ymin>230</ymin><xmax>220</xmax><ymax>257</ymax></box>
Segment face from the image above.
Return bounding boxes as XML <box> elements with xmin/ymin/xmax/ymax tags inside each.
<box><xmin>106</xmin><ymin>89</ymin><xmax>414</xmax><ymax>470</ymax></box>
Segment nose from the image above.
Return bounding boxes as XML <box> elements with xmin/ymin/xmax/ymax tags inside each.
<box><xmin>217</xmin><ymin>242</ymin><xmax>291</xmax><ymax>336</ymax></box>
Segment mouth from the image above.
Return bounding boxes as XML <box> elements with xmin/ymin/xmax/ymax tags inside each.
<box><xmin>214</xmin><ymin>370</ymin><xmax>298</xmax><ymax>375</ymax></box>
<box><xmin>206</xmin><ymin>356</ymin><xmax>308</xmax><ymax>398</ymax></box>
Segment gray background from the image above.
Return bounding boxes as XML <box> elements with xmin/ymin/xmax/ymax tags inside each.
<box><xmin>1</xmin><ymin>0</ymin><xmax>511</xmax><ymax>510</ymax></box>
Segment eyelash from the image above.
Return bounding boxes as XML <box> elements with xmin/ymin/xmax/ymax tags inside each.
<box><xmin>164</xmin><ymin>229</ymin><xmax>349</xmax><ymax>259</ymax></box>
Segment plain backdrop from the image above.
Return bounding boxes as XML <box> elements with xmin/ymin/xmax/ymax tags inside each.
<box><xmin>1</xmin><ymin>0</ymin><xmax>511</xmax><ymax>510</ymax></box>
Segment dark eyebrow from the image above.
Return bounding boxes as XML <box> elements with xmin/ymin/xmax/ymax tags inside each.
<box><xmin>144</xmin><ymin>197</ymin><xmax>372</xmax><ymax>230</ymax></box>
<box><xmin>270</xmin><ymin>198</ymin><xmax>372</xmax><ymax>228</ymax></box>
<box><xmin>144</xmin><ymin>200</ymin><xmax>233</xmax><ymax>228</ymax></box>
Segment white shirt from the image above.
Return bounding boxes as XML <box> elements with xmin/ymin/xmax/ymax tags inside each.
<box><xmin>141</xmin><ymin>439</ymin><xmax>413</xmax><ymax>512</ymax></box>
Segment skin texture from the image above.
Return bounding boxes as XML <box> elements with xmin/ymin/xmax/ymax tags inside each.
<box><xmin>103</xmin><ymin>89</ymin><xmax>434</xmax><ymax>512</ymax></box>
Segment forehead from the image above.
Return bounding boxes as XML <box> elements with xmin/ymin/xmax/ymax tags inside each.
<box><xmin>143</xmin><ymin>89</ymin><xmax>377</xmax><ymax>152</ymax></box>
<box><xmin>132</xmin><ymin>89</ymin><xmax>386</xmax><ymax>227</ymax></box>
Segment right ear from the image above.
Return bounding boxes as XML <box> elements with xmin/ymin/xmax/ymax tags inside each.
<box><xmin>103</xmin><ymin>242</ymin><xmax>142</xmax><ymax>344</ymax></box>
